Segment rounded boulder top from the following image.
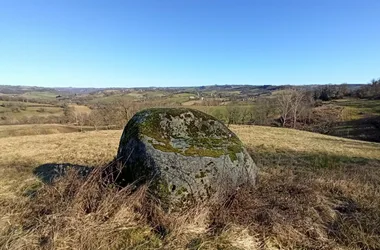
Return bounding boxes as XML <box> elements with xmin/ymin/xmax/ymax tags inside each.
<box><xmin>118</xmin><ymin>108</ymin><xmax>243</xmax><ymax>158</ymax></box>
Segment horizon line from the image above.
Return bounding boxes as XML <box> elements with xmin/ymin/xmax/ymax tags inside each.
<box><xmin>0</xmin><ymin>82</ymin><xmax>367</xmax><ymax>90</ymax></box>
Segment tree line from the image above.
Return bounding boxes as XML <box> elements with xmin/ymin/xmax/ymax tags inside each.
<box><xmin>219</xmin><ymin>88</ymin><xmax>343</xmax><ymax>134</ymax></box>
<box><xmin>356</xmin><ymin>78</ymin><xmax>380</xmax><ymax>99</ymax></box>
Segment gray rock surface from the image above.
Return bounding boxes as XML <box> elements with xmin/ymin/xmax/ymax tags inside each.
<box><xmin>116</xmin><ymin>108</ymin><xmax>257</xmax><ymax>210</ymax></box>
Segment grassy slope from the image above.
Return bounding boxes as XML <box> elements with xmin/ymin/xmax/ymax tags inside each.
<box><xmin>0</xmin><ymin>101</ymin><xmax>55</xmax><ymax>107</ymax></box>
<box><xmin>0</xmin><ymin>124</ymin><xmax>95</xmax><ymax>138</ymax></box>
<box><xmin>86</xmin><ymin>90</ymin><xmax>171</xmax><ymax>104</ymax></box>
<box><xmin>1</xmin><ymin>126</ymin><xmax>380</xmax><ymax>249</ymax></box>
<box><xmin>70</xmin><ymin>104</ymin><xmax>92</xmax><ymax>114</ymax></box>
<box><xmin>333</xmin><ymin>98</ymin><xmax>380</xmax><ymax>118</ymax></box>
<box><xmin>234</xmin><ymin>125</ymin><xmax>380</xmax><ymax>159</ymax></box>
<box><xmin>20</xmin><ymin>91</ymin><xmax>58</xmax><ymax>100</ymax></box>
<box><xmin>0</xmin><ymin>101</ymin><xmax>63</xmax><ymax>120</ymax></box>
<box><xmin>329</xmin><ymin>98</ymin><xmax>380</xmax><ymax>142</ymax></box>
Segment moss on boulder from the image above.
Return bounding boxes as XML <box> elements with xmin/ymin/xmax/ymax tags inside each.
<box><xmin>116</xmin><ymin>108</ymin><xmax>257</xmax><ymax>211</ymax></box>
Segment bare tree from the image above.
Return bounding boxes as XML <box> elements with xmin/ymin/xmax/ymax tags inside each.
<box><xmin>276</xmin><ymin>89</ymin><xmax>313</xmax><ymax>128</ymax></box>
<box><xmin>77</xmin><ymin>112</ymin><xmax>89</xmax><ymax>132</ymax></box>
<box><xmin>63</xmin><ymin>104</ymin><xmax>76</xmax><ymax>123</ymax></box>
<box><xmin>116</xmin><ymin>99</ymin><xmax>134</xmax><ymax>122</ymax></box>
<box><xmin>291</xmin><ymin>90</ymin><xmax>305</xmax><ymax>128</ymax></box>
<box><xmin>277</xmin><ymin>90</ymin><xmax>293</xmax><ymax>127</ymax></box>
<box><xmin>226</xmin><ymin>104</ymin><xmax>242</xmax><ymax>125</ymax></box>
<box><xmin>253</xmin><ymin>97</ymin><xmax>276</xmax><ymax>125</ymax></box>
<box><xmin>88</xmin><ymin>111</ymin><xmax>101</xmax><ymax>130</ymax></box>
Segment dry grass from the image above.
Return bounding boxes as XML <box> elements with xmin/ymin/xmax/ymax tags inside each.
<box><xmin>70</xmin><ymin>104</ymin><xmax>92</xmax><ymax>114</ymax></box>
<box><xmin>0</xmin><ymin>124</ymin><xmax>92</xmax><ymax>138</ymax></box>
<box><xmin>230</xmin><ymin>125</ymin><xmax>380</xmax><ymax>160</ymax></box>
<box><xmin>0</xmin><ymin>129</ymin><xmax>120</xmax><ymax>167</ymax></box>
<box><xmin>1</xmin><ymin>166</ymin><xmax>157</xmax><ymax>249</ymax></box>
<box><xmin>1</xmin><ymin>125</ymin><xmax>380</xmax><ymax>249</ymax></box>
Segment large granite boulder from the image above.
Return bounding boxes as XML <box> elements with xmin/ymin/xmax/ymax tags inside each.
<box><xmin>116</xmin><ymin>108</ymin><xmax>257</xmax><ymax>210</ymax></box>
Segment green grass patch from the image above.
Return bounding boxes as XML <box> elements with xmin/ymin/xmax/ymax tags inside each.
<box><xmin>333</xmin><ymin>98</ymin><xmax>380</xmax><ymax>118</ymax></box>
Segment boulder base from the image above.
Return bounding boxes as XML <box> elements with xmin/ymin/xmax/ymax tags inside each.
<box><xmin>116</xmin><ymin>108</ymin><xmax>257</xmax><ymax>209</ymax></box>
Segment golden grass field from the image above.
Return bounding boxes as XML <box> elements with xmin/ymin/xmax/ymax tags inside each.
<box><xmin>0</xmin><ymin>124</ymin><xmax>88</xmax><ymax>138</ymax></box>
<box><xmin>1</xmin><ymin>125</ymin><xmax>380</xmax><ymax>249</ymax></box>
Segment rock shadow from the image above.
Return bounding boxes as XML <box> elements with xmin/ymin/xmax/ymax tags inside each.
<box><xmin>328</xmin><ymin>116</ymin><xmax>380</xmax><ymax>142</ymax></box>
<box><xmin>33</xmin><ymin>163</ymin><xmax>93</xmax><ymax>184</ymax></box>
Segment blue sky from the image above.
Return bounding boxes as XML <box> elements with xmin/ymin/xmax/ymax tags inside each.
<box><xmin>0</xmin><ymin>0</ymin><xmax>379</xmax><ymax>88</ymax></box>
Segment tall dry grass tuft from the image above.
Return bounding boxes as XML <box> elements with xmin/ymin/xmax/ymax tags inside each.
<box><xmin>210</xmin><ymin>166</ymin><xmax>380</xmax><ymax>249</ymax></box>
<box><xmin>2</xmin><ymin>163</ymin><xmax>159</xmax><ymax>249</ymax></box>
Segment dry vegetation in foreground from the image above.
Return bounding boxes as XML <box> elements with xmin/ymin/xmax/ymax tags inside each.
<box><xmin>1</xmin><ymin>125</ymin><xmax>380</xmax><ymax>249</ymax></box>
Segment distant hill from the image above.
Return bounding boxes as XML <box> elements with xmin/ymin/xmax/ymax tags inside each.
<box><xmin>0</xmin><ymin>83</ymin><xmax>365</xmax><ymax>97</ymax></box>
